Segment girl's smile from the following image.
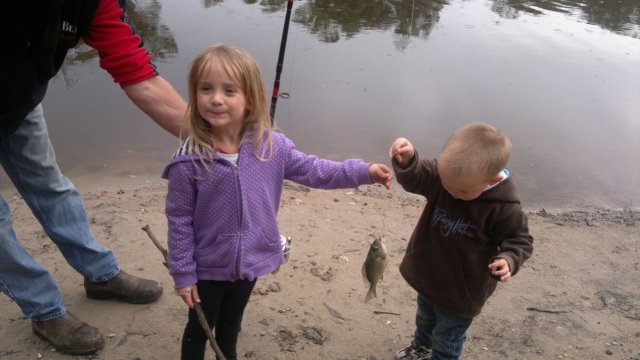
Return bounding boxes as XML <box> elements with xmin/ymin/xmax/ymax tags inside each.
<box><xmin>197</xmin><ymin>63</ymin><xmax>248</xmax><ymax>134</ymax></box>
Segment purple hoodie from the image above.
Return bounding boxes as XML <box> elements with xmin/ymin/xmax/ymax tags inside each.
<box><xmin>162</xmin><ymin>131</ymin><xmax>371</xmax><ymax>288</ymax></box>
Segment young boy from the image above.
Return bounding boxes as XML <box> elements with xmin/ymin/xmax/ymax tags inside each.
<box><xmin>388</xmin><ymin>123</ymin><xmax>534</xmax><ymax>360</ymax></box>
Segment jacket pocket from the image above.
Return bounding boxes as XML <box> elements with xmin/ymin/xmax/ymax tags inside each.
<box><xmin>195</xmin><ymin>233</ymin><xmax>237</xmax><ymax>269</ymax></box>
<box><xmin>240</xmin><ymin>227</ymin><xmax>280</xmax><ymax>267</ymax></box>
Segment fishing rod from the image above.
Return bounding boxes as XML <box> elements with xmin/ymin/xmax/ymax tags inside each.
<box><xmin>270</xmin><ymin>0</ymin><xmax>294</xmax><ymax>124</ymax></box>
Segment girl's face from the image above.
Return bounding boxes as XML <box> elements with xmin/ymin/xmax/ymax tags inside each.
<box><xmin>197</xmin><ymin>62</ymin><xmax>248</xmax><ymax>133</ymax></box>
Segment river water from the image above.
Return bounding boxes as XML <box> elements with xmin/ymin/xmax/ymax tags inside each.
<box><xmin>2</xmin><ymin>0</ymin><xmax>638</xmax><ymax>209</ymax></box>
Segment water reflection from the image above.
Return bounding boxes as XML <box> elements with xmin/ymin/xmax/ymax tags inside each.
<box><xmin>244</xmin><ymin>0</ymin><xmax>287</xmax><ymax>13</ymax></box>
<box><xmin>243</xmin><ymin>0</ymin><xmax>640</xmax><ymax>40</ymax></box>
<box><xmin>127</xmin><ymin>0</ymin><xmax>178</xmax><ymax>59</ymax></box>
<box><xmin>60</xmin><ymin>0</ymin><xmax>178</xmax><ymax>88</ymax></box>
<box><xmin>57</xmin><ymin>0</ymin><xmax>639</xmax><ymax>67</ymax></box>
<box><xmin>291</xmin><ymin>0</ymin><xmax>448</xmax><ymax>45</ymax></box>
<box><xmin>202</xmin><ymin>0</ymin><xmax>224</xmax><ymax>8</ymax></box>
<box><xmin>490</xmin><ymin>0</ymin><xmax>640</xmax><ymax>38</ymax></box>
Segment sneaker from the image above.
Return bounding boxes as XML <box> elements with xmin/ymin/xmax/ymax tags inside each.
<box><xmin>84</xmin><ymin>270</ymin><xmax>163</xmax><ymax>304</ymax></box>
<box><xmin>32</xmin><ymin>312</ymin><xmax>105</xmax><ymax>355</ymax></box>
<box><xmin>395</xmin><ymin>341</ymin><xmax>432</xmax><ymax>360</ymax></box>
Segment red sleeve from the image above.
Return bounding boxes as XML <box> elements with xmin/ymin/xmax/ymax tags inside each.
<box><xmin>83</xmin><ymin>0</ymin><xmax>158</xmax><ymax>88</ymax></box>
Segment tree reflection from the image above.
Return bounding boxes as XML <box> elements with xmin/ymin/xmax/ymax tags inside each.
<box><xmin>127</xmin><ymin>0</ymin><xmax>178</xmax><ymax>59</ymax></box>
<box><xmin>61</xmin><ymin>0</ymin><xmax>178</xmax><ymax>87</ymax></box>
<box><xmin>291</xmin><ymin>0</ymin><xmax>448</xmax><ymax>48</ymax></box>
<box><xmin>202</xmin><ymin>0</ymin><xmax>224</xmax><ymax>8</ymax></box>
<box><xmin>490</xmin><ymin>0</ymin><xmax>640</xmax><ymax>38</ymax></box>
<box><xmin>243</xmin><ymin>0</ymin><xmax>287</xmax><ymax>13</ymax></box>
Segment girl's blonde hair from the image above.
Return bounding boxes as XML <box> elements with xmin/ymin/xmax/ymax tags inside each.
<box><xmin>182</xmin><ymin>44</ymin><xmax>272</xmax><ymax>161</ymax></box>
<box><xmin>439</xmin><ymin>122</ymin><xmax>512</xmax><ymax>180</ymax></box>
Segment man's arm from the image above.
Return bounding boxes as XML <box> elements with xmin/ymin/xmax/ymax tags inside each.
<box><xmin>84</xmin><ymin>0</ymin><xmax>188</xmax><ymax>137</ymax></box>
<box><xmin>123</xmin><ymin>76</ymin><xmax>188</xmax><ymax>137</ymax></box>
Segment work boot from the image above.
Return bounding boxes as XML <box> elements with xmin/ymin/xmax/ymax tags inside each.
<box><xmin>32</xmin><ymin>312</ymin><xmax>105</xmax><ymax>355</ymax></box>
<box><xmin>84</xmin><ymin>270</ymin><xmax>163</xmax><ymax>304</ymax></box>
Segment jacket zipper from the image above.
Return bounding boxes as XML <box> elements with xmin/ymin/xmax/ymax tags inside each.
<box><xmin>215</xmin><ymin>155</ymin><xmax>243</xmax><ymax>279</ymax></box>
<box><xmin>232</xmin><ymin>160</ymin><xmax>243</xmax><ymax>278</ymax></box>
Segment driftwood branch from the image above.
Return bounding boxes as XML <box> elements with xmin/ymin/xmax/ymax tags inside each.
<box><xmin>526</xmin><ymin>307</ymin><xmax>568</xmax><ymax>314</ymax></box>
<box><xmin>141</xmin><ymin>225</ymin><xmax>168</xmax><ymax>267</ymax></box>
<box><xmin>141</xmin><ymin>224</ymin><xmax>226</xmax><ymax>360</ymax></box>
<box><xmin>373</xmin><ymin>310</ymin><xmax>401</xmax><ymax>316</ymax></box>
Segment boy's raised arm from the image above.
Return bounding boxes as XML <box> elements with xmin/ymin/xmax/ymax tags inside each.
<box><xmin>389</xmin><ymin>137</ymin><xmax>415</xmax><ymax>167</ymax></box>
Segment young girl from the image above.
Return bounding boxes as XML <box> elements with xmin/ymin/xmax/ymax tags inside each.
<box><xmin>162</xmin><ymin>44</ymin><xmax>393</xmax><ymax>360</ymax></box>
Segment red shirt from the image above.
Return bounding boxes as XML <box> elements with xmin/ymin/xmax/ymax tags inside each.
<box><xmin>83</xmin><ymin>0</ymin><xmax>157</xmax><ymax>88</ymax></box>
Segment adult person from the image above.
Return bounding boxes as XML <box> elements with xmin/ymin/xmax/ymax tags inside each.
<box><xmin>0</xmin><ymin>0</ymin><xmax>187</xmax><ymax>355</ymax></box>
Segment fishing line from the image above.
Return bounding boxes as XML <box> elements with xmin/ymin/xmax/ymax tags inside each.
<box><xmin>394</xmin><ymin>0</ymin><xmax>417</xmax><ymax>199</ymax></box>
<box><xmin>398</xmin><ymin>0</ymin><xmax>417</xmax><ymax>137</ymax></box>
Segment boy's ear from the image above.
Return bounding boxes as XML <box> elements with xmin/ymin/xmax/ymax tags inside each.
<box><xmin>488</xmin><ymin>175</ymin><xmax>504</xmax><ymax>186</ymax></box>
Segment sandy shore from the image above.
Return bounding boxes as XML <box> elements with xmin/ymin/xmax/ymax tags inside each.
<box><xmin>0</xmin><ymin>181</ymin><xmax>638</xmax><ymax>360</ymax></box>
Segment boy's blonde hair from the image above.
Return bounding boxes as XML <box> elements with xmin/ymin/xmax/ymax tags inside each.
<box><xmin>183</xmin><ymin>44</ymin><xmax>272</xmax><ymax>161</ymax></box>
<box><xmin>439</xmin><ymin>122</ymin><xmax>512</xmax><ymax>180</ymax></box>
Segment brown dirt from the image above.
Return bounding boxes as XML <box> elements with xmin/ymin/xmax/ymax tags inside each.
<box><xmin>1</xmin><ymin>182</ymin><xmax>638</xmax><ymax>359</ymax></box>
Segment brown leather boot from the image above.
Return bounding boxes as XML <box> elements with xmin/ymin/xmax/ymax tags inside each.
<box><xmin>32</xmin><ymin>313</ymin><xmax>105</xmax><ymax>355</ymax></box>
<box><xmin>84</xmin><ymin>270</ymin><xmax>163</xmax><ymax>304</ymax></box>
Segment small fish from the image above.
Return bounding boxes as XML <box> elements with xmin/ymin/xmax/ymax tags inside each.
<box><xmin>362</xmin><ymin>237</ymin><xmax>388</xmax><ymax>303</ymax></box>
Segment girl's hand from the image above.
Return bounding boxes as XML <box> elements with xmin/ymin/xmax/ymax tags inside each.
<box><xmin>389</xmin><ymin>137</ymin><xmax>415</xmax><ymax>167</ymax></box>
<box><xmin>488</xmin><ymin>258</ymin><xmax>512</xmax><ymax>283</ymax></box>
<box><xmin>176</xmin><ymin>284</ymin><xmax>201</xmax><ymax>308</ymax></box>
<box><xmin>369</xmin><ymin>163</ymin><xmax>393</xmax><ymax>190</ymax></box>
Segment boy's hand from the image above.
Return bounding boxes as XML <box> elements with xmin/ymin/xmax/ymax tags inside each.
<box><xmin>176</xmin><ymin>284</ymin><xmax>201</xmax><ymax>308</ymax></box>
<box><xmin>488</xmin><ymin>258</ymin><xmax>511</xmax><ymax>282</ymax></box>
<box><xmin>369</xmin><ymin>163</ymin><xmax>393</xmax><ymax>190</ymax></box>
<box><xmin>389</xmin><ymin>138</ymin><xmax>415</xmax><ymax>167</ymax></box>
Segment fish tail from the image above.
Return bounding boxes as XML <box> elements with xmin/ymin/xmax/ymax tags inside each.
<box><xmin>364</xmin><ymin>286</ymin><xmax>377</xmax><ymax>303</ymax></box>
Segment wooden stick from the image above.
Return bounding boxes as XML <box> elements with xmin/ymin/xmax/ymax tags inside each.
<box><xmin>141</xmin><ymin>225</ymin><xmax>168</xmax><ymax>266</ymax></box>
<box><xmin>194</xmin><ymin>303</ymin><xmax>218</xmax><ymax>353</ymax></box>
<box><xmin>373</xmin><ymin>310</ymin><xmax>401</xmax><ymax>316</ymax></box>
<box><xmin>526</xmin><ymin>307</ymin><xmax>568</xmax><ymax>314</ymax></box>
<box><xmin>141</xmin><ymin>225</ymin><xmax>226</xmax><ymax>360</ymax></box>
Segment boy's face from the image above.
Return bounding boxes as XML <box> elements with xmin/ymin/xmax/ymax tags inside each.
<box><xmin>437</xmin><ymin>159</ymin><xmax>490</xmax><ymax>201</ymax></box>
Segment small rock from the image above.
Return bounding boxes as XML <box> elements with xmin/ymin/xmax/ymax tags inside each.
<box><xmin>269</xmin><ymin>282</ymin><xmax>281</xmax><ymax>292</ymax></box>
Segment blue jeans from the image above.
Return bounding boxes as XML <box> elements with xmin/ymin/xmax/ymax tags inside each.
<box><xmin>413</xmin><ymin>294</ymin><xmax>473</xmax><ymax>360</ymax></box>
<box><xmin>0</xmin><ymin>104</ymin><xmax>119</xmax><ymax>321</ymax></box>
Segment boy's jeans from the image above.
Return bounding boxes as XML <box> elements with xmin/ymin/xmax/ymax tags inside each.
<box><xmin>0</xmin><ymin>104</ymin><xmax>119</xmax><ymax>321</ymax></box>
<box><xmin>414</xmin><ymin>294</ymin><xmax>473</xmax><ymax>360</ymax></box>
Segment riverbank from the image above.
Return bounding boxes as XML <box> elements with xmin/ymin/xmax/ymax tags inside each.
<box><xmin>1</xmin><ymin>182</ymin><xmax>638</xmax><ymax>359</ymax></box>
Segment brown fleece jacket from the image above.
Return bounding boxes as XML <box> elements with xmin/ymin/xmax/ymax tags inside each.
<box><xmin>393</xmin><ymin>152</ymin><xmax>533</xmax><ymax>319</ymax></box>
